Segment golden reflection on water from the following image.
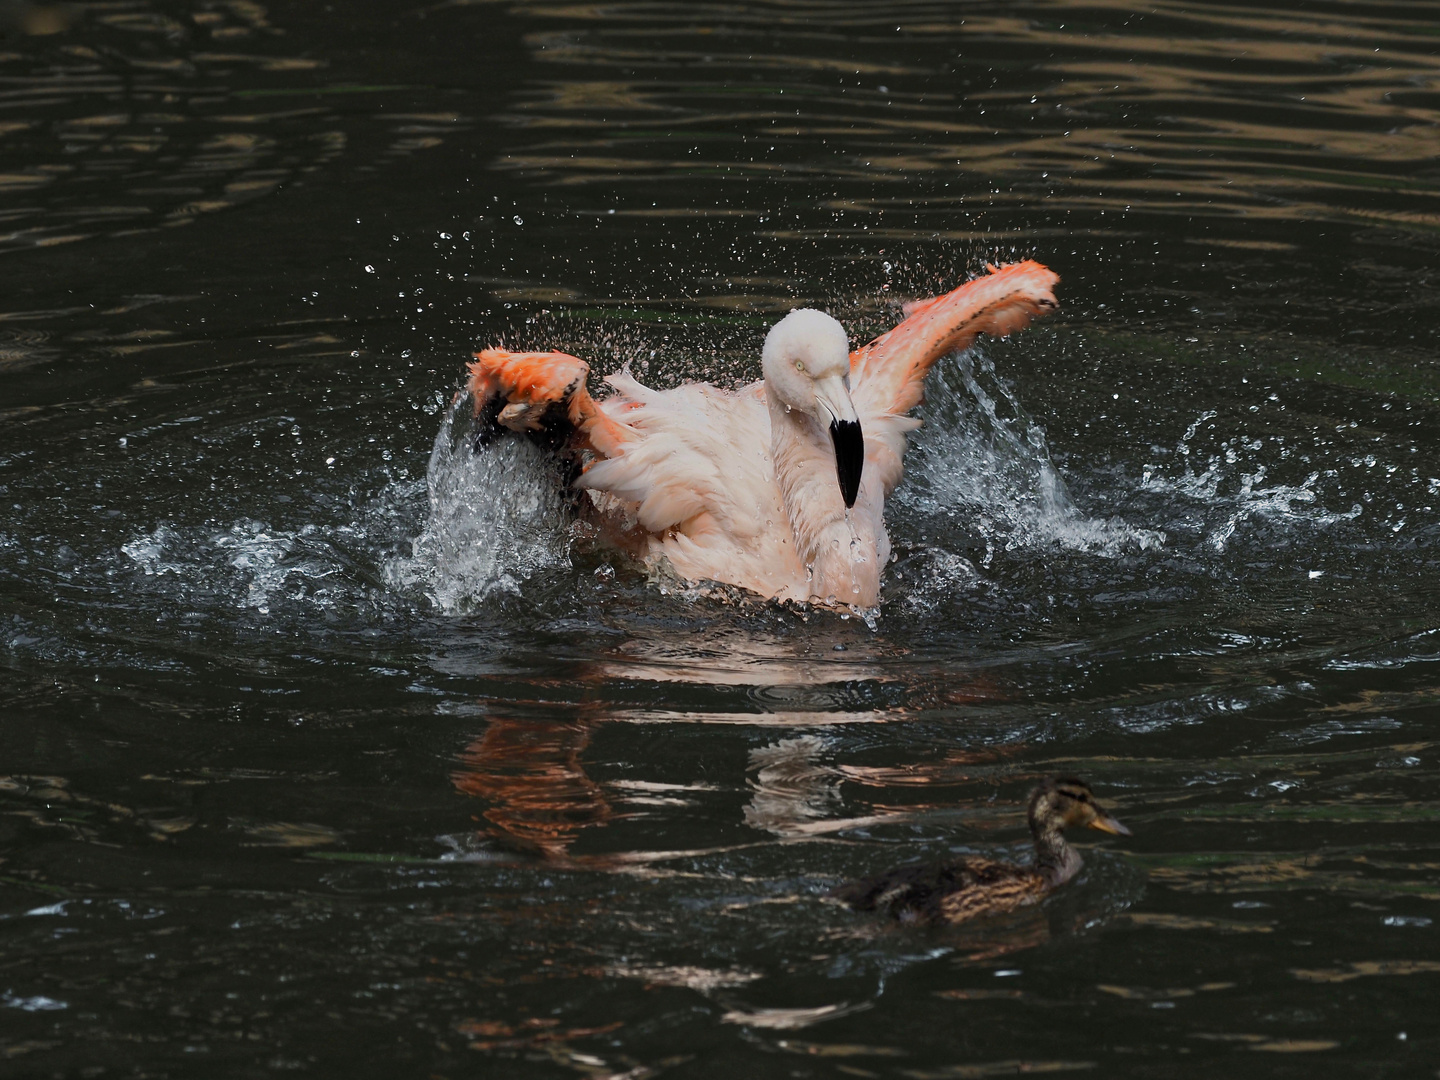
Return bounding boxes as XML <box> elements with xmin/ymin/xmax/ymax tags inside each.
<box><xmin>498</xmin><ymin>0</ymin><xmax>1440</xmax><ymax>236</ymax></box>
<box><xmin>0</xmin><ymin>0</ymin><xmax>464</xmax><ymax>252</ymax></box>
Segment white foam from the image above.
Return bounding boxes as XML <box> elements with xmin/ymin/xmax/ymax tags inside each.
<box><xmin>122</xmin><ymin>519</ymin><xmax>369</xmax><ymax>616</ymax></box>
<box><xmin>120</xmin><ymin>524</ymin><xmax>183</xmax><ymax>576</ymax></box>
<box><xmin>213</xmin><ymin>521</ymin><xmax>312</xmax><ymax>614</ymax></box>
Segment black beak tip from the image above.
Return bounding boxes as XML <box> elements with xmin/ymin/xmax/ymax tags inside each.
<box><xmin>830</xmin><ymin>418</ymin><xmax>864</xmax><ymax>509</ymax></box>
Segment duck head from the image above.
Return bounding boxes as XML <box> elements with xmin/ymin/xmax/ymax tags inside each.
<box><xmin>1028</xmin><ymin>777</ymin><xmax>1131</xmax><ymax>838</ymax></box>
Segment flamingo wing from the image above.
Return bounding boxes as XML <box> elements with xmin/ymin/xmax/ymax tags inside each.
<box><xmin>466</xmin><ymin>348</ymin><xmax>637</xmax><ymax>458</ymax></box>
<box><xmin>849</xmin><ymin>260</ymin><xmax>1060</xmax><ymax>497</ymax></box>
<box><xmin>467</xmin><ymin>350</ymin><xmax>775</xmax><ymax>540</ymax></box>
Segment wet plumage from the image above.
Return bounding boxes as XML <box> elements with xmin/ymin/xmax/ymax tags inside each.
<box><xmin>832</xmin><ymin>778</ymin><xmax>1131</xmax><ymax>926</ymax></box>
<box><xmin>463</xmin><ymin>261</ymin><xmax>1059</xmax><ymax>608</ymax></box>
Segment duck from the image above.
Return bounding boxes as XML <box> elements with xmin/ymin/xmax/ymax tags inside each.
<box><xmin>463</xmin><ymin>260</ymin><xmax>1059</xmax><ymax>609</ymax></box>
<box><xmin>830</xmin><ymin>777</ymin><xmax>1130</xmax><ymax>925</ymax></box>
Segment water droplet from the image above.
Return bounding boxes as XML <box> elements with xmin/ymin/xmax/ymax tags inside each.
<box><xmin>364</xmin><ymin>265</ymin><xmax>375</xmax><ymax>273</ymax></box>
<box><xmin>513</xmin><ymin>215</ymin><xmax>523</xmax><ymax>225</ymax></box>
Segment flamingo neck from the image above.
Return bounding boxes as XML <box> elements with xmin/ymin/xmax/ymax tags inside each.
<box><xmin>766</xmin><ymin>391</ymin><xmax>880</xmax><ymax>607</ymax></box>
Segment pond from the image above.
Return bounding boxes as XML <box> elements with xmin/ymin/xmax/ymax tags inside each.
<box><xmin>2</xmin><ymin>1</ymin><xmax>1439</xmax><ymax>1076</ymax></box>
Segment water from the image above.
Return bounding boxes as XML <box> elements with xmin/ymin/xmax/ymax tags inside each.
<box><xmin>3</xmin><ymin>0</ymin><xmax>1440</xmax><ymax>1075</ymax></box>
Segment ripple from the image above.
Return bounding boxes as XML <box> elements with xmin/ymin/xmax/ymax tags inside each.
<box><xmin>0</xmin><ymin>0</ymin><xmax>469</xmax><ymax>255</ymax></box>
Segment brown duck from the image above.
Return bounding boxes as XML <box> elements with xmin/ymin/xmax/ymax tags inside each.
<box><xmin>832</xmin><ymin>778</ymin><xmax>1131</xmax><ymax>925</ymax></box>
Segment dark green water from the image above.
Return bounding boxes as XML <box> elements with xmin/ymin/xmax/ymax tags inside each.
<box><xmin>3</xmin><ymin>1</ymin><xmax>1440</xmax><ymax>1076</ymax></box>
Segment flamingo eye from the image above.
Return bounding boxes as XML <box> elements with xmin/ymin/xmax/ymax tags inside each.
<box><xmin>795</xmin><ymin>360</ymin><xmax>806</xmax><ymax>372</ymax></box>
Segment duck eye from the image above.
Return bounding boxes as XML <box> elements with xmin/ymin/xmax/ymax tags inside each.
<box><xmin>795</xmin><ymin>360</ymin><xmax>806</xmax><ymax>372</ymax></box>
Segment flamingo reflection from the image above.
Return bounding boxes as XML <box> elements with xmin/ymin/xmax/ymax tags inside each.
<box><xmin>452</xmin><ymin>717</ymin><xmax>610</xmax><ymax>863</ymax></box>
<box><xmin>448</xmin><ymin>624</ymin><xmax>1020</xmax><ymax>863</ymax></box>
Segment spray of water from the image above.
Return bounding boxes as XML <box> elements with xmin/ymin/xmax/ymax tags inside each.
<box><xmin>384</xmin><ymin>397</ymin><xmax>573</xmax><ymax>613</ymax></box>
<box><xmin>121</xmin><ymin>519</ymin><xmax>376</xmax><ymax>617</ymax></box>
<box><xmin>1141</xmin><ymin>409</ymin><xmax>1362</xmax><ymax>553</ymax></box>
<box><xmin>899</xmin><ymin>349</ymin><xmax>1163</xmax><ymax>561</ymax></box>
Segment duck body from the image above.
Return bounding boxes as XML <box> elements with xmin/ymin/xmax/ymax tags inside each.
<box><xmin>464</xmin><ymin>261</ymin><xmax>1059</xmax><ymax>609</ymax></box>
<box><xmin>833</xmin><ymin>778</ymin><xmax>1129</xmax><ymax>927</ymax></box>
<box><xmin>831</xmin><ymin>855</ymin><xmax>1051</xmax><ymax>925</ymax></box>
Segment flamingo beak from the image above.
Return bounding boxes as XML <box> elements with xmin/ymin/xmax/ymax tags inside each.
<box><xmin>815</xmin><ymin>375</ymin><xmax>863</xmax><ymax>509</ymax></box>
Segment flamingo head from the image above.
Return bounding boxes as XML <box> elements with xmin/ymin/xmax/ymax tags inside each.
<box><xmin>761</xmin><ymin>309</ymin><xmax>864</xmax><ymax>509</ymax></box>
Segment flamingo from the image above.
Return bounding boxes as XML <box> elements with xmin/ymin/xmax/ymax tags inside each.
<box><xmin>465</xmin><ymin>260</ymin><xmax>1059</xmax><ymax>609</ymax></box>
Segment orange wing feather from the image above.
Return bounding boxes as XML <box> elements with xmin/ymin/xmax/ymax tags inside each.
<box><xmin>851</xmin><ymin>260</ymin><xmax>1059</xmax><ymax>418</ymax></box>
<box><xmin>466</xmin><ymin>348</ymin><xmax>635</xmax><ymax>458</ymax></box>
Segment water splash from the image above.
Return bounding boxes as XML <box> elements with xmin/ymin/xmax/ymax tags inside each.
<box><xmin>889</xmin><ymin>546</ymin><xmax>983</xmax><ymax>616</ymax></box>
<box><xmin>1141</xmin><ymin>410</ymin><xmax>1362</xmax><ymax>553</ymax></box>
<box><xmin>122</xmin><ymin>520</ymin><xmax>367</xmax><ymax>616</ymax></box>
<box><xmin>385</xmin><ymin>397</ymin><xmax>573</xmax><ymax>613</ymax></box>
<box><xmin>120</xmin><ymin>526</ymin><xmax>183</xmax><ymax>578</ymax></box>
<box><xmin>899</xmin><ymin>349</ymin><xmax>1163</xmax><ymax>560</ymax></box>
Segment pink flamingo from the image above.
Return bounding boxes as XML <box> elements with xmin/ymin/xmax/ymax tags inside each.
<box><xmin>465</xmin><ymin>261</ymin><xmax>1059</xmax><ymax>608</ymax></box>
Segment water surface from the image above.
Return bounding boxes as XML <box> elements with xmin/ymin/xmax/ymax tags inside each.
<box><xmin>3</xmin><ymin>1</ymin><xmax>1440</xmax><ymax>1077</ymax></box>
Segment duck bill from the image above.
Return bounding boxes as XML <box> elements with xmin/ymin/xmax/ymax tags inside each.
<box><xmin>1088</xmin><ymin>814</ymin><xmax>1131</xmax><ymax>837</ymax></box>
<box><xmin>816</xmin><ymin>375</ymin><xmax>863</xmax><ymax>509</ymax></box>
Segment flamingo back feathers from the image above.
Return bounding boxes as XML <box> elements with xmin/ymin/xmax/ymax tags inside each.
<box><xmin>580</xmin><ymin>376</ymin><xmax>774</xmax><ymax>538</ymax></box>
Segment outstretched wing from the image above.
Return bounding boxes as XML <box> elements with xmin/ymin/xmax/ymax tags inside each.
<box><xmin>849</xmin><ymin>260</ymin><xmax>1060</xmax><ymax>497</ymax></box>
